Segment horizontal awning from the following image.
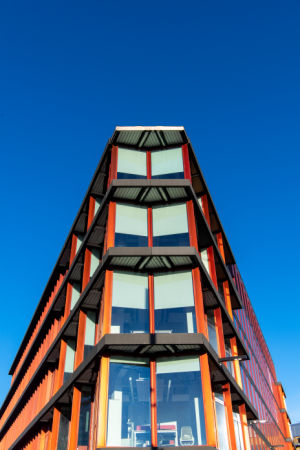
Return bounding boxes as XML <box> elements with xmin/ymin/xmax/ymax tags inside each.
<box><xmin>111</xmin><ymin>126</ymin><xmax>188</xmax><ymax>149</ymax></box>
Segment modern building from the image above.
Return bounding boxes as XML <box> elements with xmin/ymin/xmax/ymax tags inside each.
<box><xmin>291</xmin><ymin>423</ymin><xmax>300</xmax><ymax>448</ymax></box>
<box><xmin>0</xmin><ymin>126</ymin><xmax>293</xmax><ymax>450</ymax></box>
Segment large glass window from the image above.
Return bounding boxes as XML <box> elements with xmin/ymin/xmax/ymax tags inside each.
<box><xmin>233</xmin><ymin>412</ymin><xmax>244</xmax><ymax>450</ymax></box>
<box><xmin>207</xmin><ymin>310</ymin><xmax>219</xmax><ymax>354</ymax></box>
<box><xmin>115</xmin><ymin>204</ymin><xmax>148</xmax><ymax>247</ymax></box>
<box><xmin>107</xmin><ymin>358</ymin><xmax>151</xmax><ymax>447</ymax></box>
<box><xmin>152</xmin><ymin>204</ymin><xmax>189</xmax><ymax>247</ymax></box>
<box><xmin>154</xmin><ymin>271</ymin><xmax>196</xmax><ymax>333</ymax></box>
<box><xmin>156</xmin><ymin>357</ymin><xmax>206</xmax><ymax>446</ymax></box>
<box><xmin>78</xmin><ymin>387</ymin><xmax>93</xmax><ymax>449</ymax></box>
<box><xmin>111</xmin><ymin>272</ymin><xmax>149</xmax><ymax>334</ymax></box>
<box><xmin>151</xmin><ymin>148</ymin><xmax>184</xmax><ymax>179</ymax></box>
<box><xmin>117</xmin><ymin>148</ymin><xmax>147</xmax><ymax>179</ymax></box>
<box><xmin>215</xmin><ymin>392</ymin><xmax>230</xmax><ymax>450</ymax></box>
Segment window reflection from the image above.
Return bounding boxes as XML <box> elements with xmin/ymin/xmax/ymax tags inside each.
<box><xmin>78</xmin><ymin>387</ymin><xmax>93</xmax><ymax>449</ymax></box>
<box><xmin>111</xmin><ymin>272</ymin><xmax>149</xmax><ymax>334</ymax></box>
<box><xmin>152</xmin><ymin>204</ymin><xmax>190</xmax><ymax>247</ymax></box>
<box><xmin>233</xmin><ymin>412</ymin><xmax>244</xmax><ymax>450</ymax></box>
<box><xmin>156</xmin><ymin>357</ymin><xmax>206</xmax><ymax>446</ymax></box>
<box><xmin>151</xmin><ymin>148</ymin><xmax>184</xmax><ymax>179</ymax></box>
<box><xmin>117</xmin><ymin>148</ymin><xmax>147</xmax><ymax>179</ymax></box>
<box><xmin>115</xmin><ymin>204</ymin><xmax>148</xmax><ymax>247</ymax></box>
<box><xmin>107</xmin><ymin>359</ymin><xmax>151</xmax><ymax>447</ymax></box>
<box><xmin>154</xmin><ymin>271</ymin><xmax>196</xmax><ymax>333</ymax></box>
<box><xmin>215</xmin><ymin>392</ymin><xmax>230</xmax><ymax>450</ymax></box>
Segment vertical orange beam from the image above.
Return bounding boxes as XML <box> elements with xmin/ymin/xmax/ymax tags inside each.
<box><xmin>148</xmin><ymin>207</ymin><xmax>153</xmax><ymax>247</ymax></box>
<box><xmin>200</xmin><ymin>354</ymin><xmax>217</xmax><ymax>447</ymax></box>
<box><xmin>149</xmin><ymin>274</ymin><xmax>155</xmax><ymax>334</ymax></box>
<box><xmin>102</xmin><ymin>270</ymin><xmax>113</xmax><ymax>336</ymax></box>
<box><xmin>105</xmin><ymin>202</ymin><xmax>116</xmax><ymax>251</ymax></box>
<box><xmin>49</xmin><ymin>408</ymin><xmax>60</xmax><ymax>450</ymax></box>
<box><xmin>239</xmin><ymin>404</ymin><xmax>251</xmax><ymax>450</ymax></box>
<box><xmin>68</xmin><ymin>387</ymin><xmax>82</xmax><ymax>450</ymax></box>
<box><xmin>186</xmin><ymin>200</ymin><xmax>198</xmax><ymax>250</ymax></box>
<box><xmin>147</xmin><ymin>150</ymin><xmax>152</xmax><ymax>179</ymax></box>
<box><xmin>96</xmin><ymin>356</ymin><xmax>110</xmax><ymax>447</ymax></box>
<box><xmin>150</xmin><ymin>361</ymin><xmax>158</xmax><ymax>447</ymax></box>
<box><xmin>182</xmin><ymin>144</ymin><xmax>192</xmax><ymax>180</ymax></box>
<box><xmin>107</xmin><ymin>145</ymin><xmax>118</xmax><ymax>187</ymax></box>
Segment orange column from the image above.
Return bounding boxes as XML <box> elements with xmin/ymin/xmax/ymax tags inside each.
<box><xmin>96</xmin><ymin>356</ymin><xmax>110</xmax><ymax>447</ymax></box>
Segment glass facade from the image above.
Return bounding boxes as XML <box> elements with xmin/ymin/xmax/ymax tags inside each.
<box><xmin>154</xmin><ymin>271</ymin><xmax>196</xmax><ymax>333</ymax></box>
<box><xmin>117</xmin><ymin>148</ymin><xmax>147</xmax><ymax>179</ymax></box>
<box><xmin>111</xmin><ymin>272</ymin><xmax>149</xmax><ymax>333</ymax></box>
<box><xmin>115</xmin><ymin>204</ymin><xmax>148</xmax><ymax>247</ymax></box>
<box><xmin>107</xmin><ymin>358</ymin><xmax>151</xmax><ymax>447</ymax></box>
<box><xmin>151</xmin><ymin>148</ymin><xmax>184</xmax><ymax>179</ymax></box>
<box><xmin>152</xmin><ymin>203</ymin><xmax>189</xmax><ymax>247</ymax></box>
<box><xmin>156</xmin><ymin>357</ymin><xmax>206</xmax><ymax>446</ymax></box>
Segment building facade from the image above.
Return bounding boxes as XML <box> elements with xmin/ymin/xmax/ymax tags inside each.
<box><xmin>291</xmin><ymin>424</ymin><xmax>300</xmax><ymax>448</ymax></box>
<box><xmin>0</xmin><ymin>127</ymin><xmax>293</xmax><ymax>450</ymax></box>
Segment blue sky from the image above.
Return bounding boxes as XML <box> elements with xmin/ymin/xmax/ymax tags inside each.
<box><xmin>0</xmin><ymin>0</ymin><xmax>299</xmax><ymax>423</ymax></box>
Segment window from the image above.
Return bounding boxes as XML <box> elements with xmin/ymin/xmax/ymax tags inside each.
<box><xmin>57</xmin><ymin>406</ymin><xmax>71</xmax><ymax>450</ymax></box>
<box><xmin>154</xmin><ymin>271</ymin><xmax>196</xmax><ymax>333</ymax></box>
<box><xmin>215</xmin><ymin>392</ymin><xmax>230</xmax><ymax>450</ymax></box>
<box><xmin>207</xmin><ymin>310</ymin><xmax>219</xmax><ymax>354</ymax></box>
<box><xmin>70</xmin><ymin>282</ymin><xmax>81</xmax><ymax>310</ymax></box>
<box><xmin>117</xmin><ymin>148</ymin><xmax>147</xmax><ymax>179</ymax></box>
<box><xmin>151</xmin><ymin>148</ymin><xmax>184</xmax><ymax>179</ymax></box>
<box><xmin>107</xmin><ymin>358</ymin><xmax>151</xmax><ymax>447</ymax></box>
<box><xmin>90</xmin><ymin>248</ymin><xmax>101</xmax><ymax>277</ymax></box>
<box><xmin>84</xmin><ymin>310</ymin><xmax>96</xmax><ymax>358</ymax></box>
<box><xmin>200</xmin><ymin>249</ymin><xmax>209</xmax><ymax>273</ymax></box>
<box><xmin>64</xmin><ymin>339</ymin><xmax>76</xmax><ymax>383</ymax></box>
<box><xmin>115</xmin><ymin>204</ymin><xmax>148</xmax><ymax>247</ymax></box>
<box><xmin>78</xmin><ymin>387</ymin><xmax>93</xmax><ymax>449</ymax></box>
<box><xmin>152</xmin><ymin>204</ymin><xmax>189</xmax><ymax>247</ymax></box>
<box><xmin>111</xmin><ymin>272</ymin><xmax>149</xmax><ymax>334</ymax></box>
<box><xmin>233</xmin><ymin>412</ymin><xmax>244</xmax><ymax>450</ymax></box>
<box><xmin>156</xmin><ymin>357</ymin><xmax>206</xmax><ymax>446</ymax></box>
<box><xmin>225</xmin><ymin>340</ymin><xmax>234</xmax><ymax>377</ymax></box>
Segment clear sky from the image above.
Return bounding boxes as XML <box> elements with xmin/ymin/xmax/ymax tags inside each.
<box><xmin>0</xmin><ymin>0</ymin><xmax>299</xmax><ymax>423</ymax></box>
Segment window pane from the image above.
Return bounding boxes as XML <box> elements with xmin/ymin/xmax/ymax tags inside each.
<box><xmin>154</xmin><ymin>271</ymin><xmax>196</xmax><ymax>333</ymax></box>
<box><xmin>215</xmin><ymin>393</ymin><xmax>230</xmax><ymax>450</ymax></box>
<box><xmin>84</xmin><ymin>310</ymin><xmax>96</xmax><ymax>358</ymax></box>
<box><xmin>207</xmin><ymin>310</ymin><xmax>219</xmax><ymax>354</ymax></box>
<box><xmin>115</xmin><ymin>204</ymin><xmax>148</xmax><ymax>247</ymax></box>
<box><xmin>233</xmin><ymin>412</ymin><xmax>244</xmax><ymax>450</ymax></box>
<box><xmin>107</xmin><ymin>359</ymin><xmax>151</xmax><ymax>447</ymax></box>
<box><xmin>78</xmin><ymin>387</ymin><xmax>93</xmax><ymax>448</ymax></box>
<box><xmin>225</xmin><ymin>341</ymin><xmax>234</xmax><ymax>377</ymax></box>
<box><xmin>117</xmin><ymin>148</ymin><xmax>147</xmax><ymax>179</ymax></box>
<box><xmin>111</xmin><ymin>272</ymin><xmax>149</xmax><ymax>333</ymax></box>
<box><xmin>70</xmin><ymin>282</ymin><xmax>81</xmax><ymax>310</ymax></box>
<box><xmin>64</xmin><ymin>339</ymin><xmax>76</xmax><ymax>383</ymax></box>
<box><xmin>152</xmin><ymin>204</ymin><xmax>189</xmax><ymax>247</ymax></box>
<box><xmin>156</xmin><ymin>356</ymin><xmax>206</xmax><ymax>446</ymax></box>
<box><xmin>151</xmin><ymin>148</ymin><xmax>184</xmax><ymax>179</ymax></box>
<box><xmin>90</xmin><ymin>248</ymin><xmax>101</xmax><ymax>277</ymax></box>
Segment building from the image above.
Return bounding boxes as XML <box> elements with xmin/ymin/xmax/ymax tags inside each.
<box><xmin>291</xmin><ymin>424</ymin><xmax>300</xmax><ymax>448</ymax></box>
<box><xmin>0</xmin><ymin>126</ymin><xmax>293</xmax><ymax>450</ymax></box>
